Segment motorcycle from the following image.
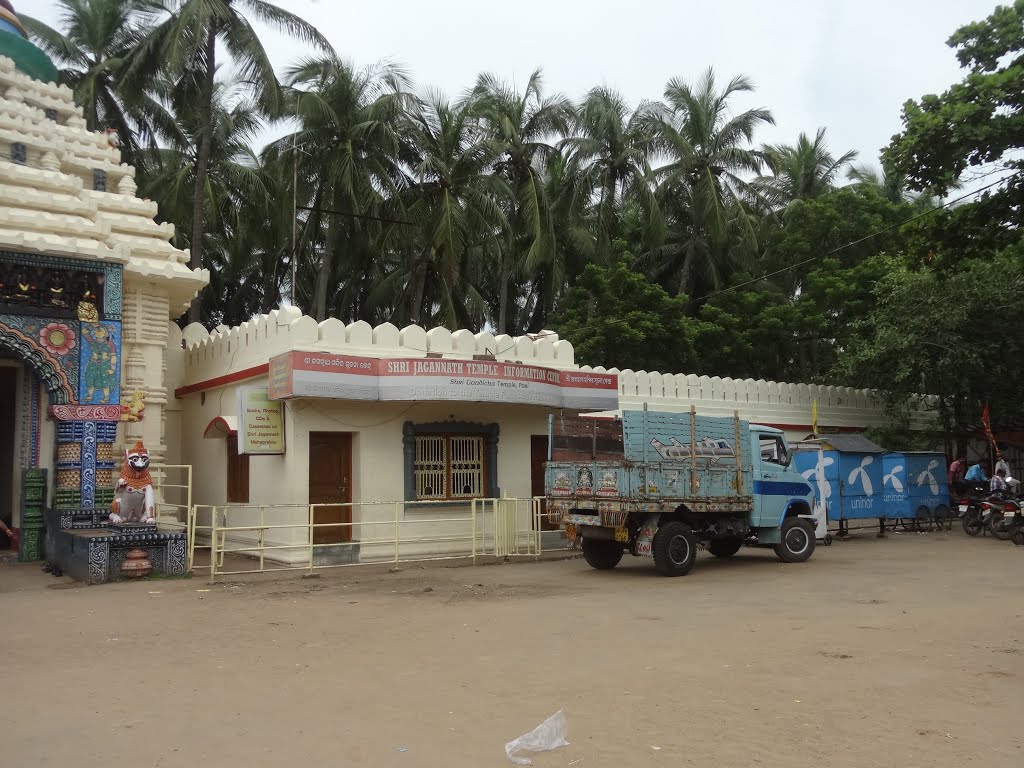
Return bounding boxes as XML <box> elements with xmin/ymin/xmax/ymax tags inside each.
<box><xmin>986</xmin><ymin>497</ymin><xmax>1023</xmax><ymax>543</ymax></box>
<box><xmin>958</xmin><ymin>482</ymin><xmax>992</xmax><ymax>536</ymax></box>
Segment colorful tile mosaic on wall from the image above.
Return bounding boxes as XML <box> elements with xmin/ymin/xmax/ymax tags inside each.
<box><xmin>78</xmin><ymin>321</ymin><xmax>120</xmax><ymax>405</ymax></box>
<box><xmin>0</xmin><ymin>251</ymin><xmax>124</xmax><ymax>542</ymax></box>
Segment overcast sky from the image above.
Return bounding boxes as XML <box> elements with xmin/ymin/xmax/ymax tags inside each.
<box><xmin>29</xmin><ymin>0</ymin><xmax>996</xmax><ymax>169</ymax></box>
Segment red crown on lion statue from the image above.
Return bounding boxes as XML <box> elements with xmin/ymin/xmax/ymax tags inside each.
<box><xmin>120</xmin><ymin>440</ymin><xmax>153</xmax><ymax>487</ymax></box>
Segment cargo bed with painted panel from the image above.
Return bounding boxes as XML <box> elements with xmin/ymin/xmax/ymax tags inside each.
<box><xmin>546</xmin><ymin>409</ymin><xmax>823</xmax><ymax>576</ymax></box>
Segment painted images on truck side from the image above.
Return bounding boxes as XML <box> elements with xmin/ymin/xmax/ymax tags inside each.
<box><xmin>576</xmin><ymin>467</ymin><xmax>594</xmax><ymax>495</ymax></box>
<box><xmin>649</xmin><ymin>437</ymin><xmax>735</xmax><ymax>461</ymax></box>
<box><xmin>597</xmin><ymin>470</ymin><xmax>618</xmax><ymax>496</ymax></box>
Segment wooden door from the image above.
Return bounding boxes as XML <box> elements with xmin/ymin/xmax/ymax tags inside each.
<box><xmin>309</xmin><ymin>432</ymin><xmax>353</xmax><ymax>544</ymax></box>
<box><xmin>531</xmin><ymin>435</ymin><xmax>558</xmax><ymax>531</ymax></box>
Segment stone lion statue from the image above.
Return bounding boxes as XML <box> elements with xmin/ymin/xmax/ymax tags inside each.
<box><xmin>109</xmin><ymin>440</ymin><xmax>155</xmax><ymax>524</ymax></box>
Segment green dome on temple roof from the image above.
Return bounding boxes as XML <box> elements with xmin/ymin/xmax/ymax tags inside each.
<box><xmin>0</xmin><ymin>1</ymin><xmax>58</xmax><ymax>83</ymax></box>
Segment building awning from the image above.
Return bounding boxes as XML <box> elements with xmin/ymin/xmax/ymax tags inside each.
<box><xmin>203</xmin><ymin>416</ymin><xmax>237</xmax><ymax>438</ymax></box>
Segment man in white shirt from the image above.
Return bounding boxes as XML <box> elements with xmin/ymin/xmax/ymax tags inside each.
<box><xmin>995</xmin><ymin>453</ymin><xmax>1019</xmax><ymax>494</ymax></box>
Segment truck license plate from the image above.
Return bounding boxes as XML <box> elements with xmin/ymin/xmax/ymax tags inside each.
<box><xmin>614</xmin><ymin>526</ymin><xmax>629</xmax><ymax>543</ymax></box>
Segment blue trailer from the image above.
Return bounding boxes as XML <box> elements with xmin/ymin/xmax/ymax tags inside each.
<box><xmin>882</xmin><ymin>452</ymin><xmax>952</xmax><ymax>530</ymax></box>
<box><xmin>792</xmin><ymin>434</ymin><xmax>887</xmax><ymax>537</ymax></box>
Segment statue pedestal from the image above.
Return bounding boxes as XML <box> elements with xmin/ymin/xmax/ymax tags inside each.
<box><xmin>44</xmin><ymin>510</ymin><xmax>186</xmax><ymax>584</ymax></box>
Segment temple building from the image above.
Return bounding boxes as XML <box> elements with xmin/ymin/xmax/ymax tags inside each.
<box><xmin>0</xmin><ymin>1</ymin><xmax>941</xmax><ymax>578</ymax></box>
<box><xmin>0</xmin><ymin>4</ymin><xmax>207</xmax><ymax>565</ymax></box>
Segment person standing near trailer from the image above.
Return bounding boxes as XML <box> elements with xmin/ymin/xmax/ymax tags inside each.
<box><xmin>948</xmin><ymin>455</ymin><xmax>967</xmax><ymax>495</ymax></box>
<box><xmin>966</xmin><ymin>462</ymin><xmax>989</xmax><ymax>482</ymax></box>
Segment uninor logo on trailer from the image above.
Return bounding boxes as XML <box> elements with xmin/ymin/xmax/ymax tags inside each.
<box><xmin>916</xmin><ymin>460</ymin><xmax>940</xmax><ymax>495</ymax></box>
<box><xmin>847</xmin><ymin>456</ymin><xmax>875</xmax><ymax>496</ymax></box>
<box><xmin>800</xmin><ymin>451</ymin><xmax>834</xmax><ymax>502</ymax></box>
<box><xmin>883</xmin><ymin>464</ymin><xmax>905</xmax><ymax>493</ymax></box>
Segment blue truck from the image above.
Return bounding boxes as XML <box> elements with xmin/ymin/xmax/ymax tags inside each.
<box><xmin>545</xmin><ymin>409</ymin><xmax>823</xmax><ymax>576</ymax></box>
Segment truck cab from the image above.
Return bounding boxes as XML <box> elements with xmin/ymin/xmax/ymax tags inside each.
<box><xmin>751</xmin><ymin>426</ymin><xmax>815</xmax><ymax>528</ymax></box>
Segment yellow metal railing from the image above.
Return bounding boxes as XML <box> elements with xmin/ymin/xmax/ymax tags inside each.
<box><xmin>151</xmin><ymin>464</ymin><xmax>192</xmax><ymax>533</ymax></box>
<box><xmin>187</xmin><ymin>496</ymin><xmax>556</xmax><ymax>581</ymax></box>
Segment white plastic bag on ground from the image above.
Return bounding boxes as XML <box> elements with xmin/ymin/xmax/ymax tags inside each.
<box><xmin>504</xmin><ymin>709</ymin><xmax>569</xmax><ymax>765</ymax></box>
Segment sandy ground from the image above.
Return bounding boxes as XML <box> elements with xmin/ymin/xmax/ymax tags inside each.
<box><xmin>2</xmin><ymin>528</ymin><xmax>1022</xmax><ymax>768</ymax></box>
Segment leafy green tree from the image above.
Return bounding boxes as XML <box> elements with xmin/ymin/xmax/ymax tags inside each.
<box><xmin>553</xmin><ymin>256</ymin><xmax>697</xmax><ymax>372</ymax></box>
<box><xmin>884</xmin><ymin>0</ymin><xmax>1024</xmax><ymax>270</ymax></box>
<box><xmin>836</xmin><ymin>253</ymin><xmax>1024</xmax><ymax>446</ymax></box>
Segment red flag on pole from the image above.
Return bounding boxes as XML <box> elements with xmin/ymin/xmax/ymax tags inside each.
<box><xmin>981</xmin><ymin>403</ymin><xmax>996</xmax><ymax>451</ymax></box>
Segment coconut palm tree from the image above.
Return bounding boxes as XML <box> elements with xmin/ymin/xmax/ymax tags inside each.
<box><xmin>135</xmin><ymin>0</ymin><xmax>333</xmax><ymax>322</ymax></box>
<box><xmin>20</xmin><ymin>0</ymin><xmax>177</xmax><ymax>168</ymax></box>
<box><xmin>847</xmin><ymin>163</ymin><xmax>947</xmax><ymax>209</ymax></box>
<box><xmin>469</xmin><ymin>69</ymin><xmax>574</xmax><ymax>334</ymax></box>
<box><xmin>523</xmin><ymin>148</ymin><xmax>595</xmax><ymax>332</ymax></box>
<box><xmin>758</xmin><ymin>127</ymin><xmax>858</xmax><ymax>208</ymax></box>
<box><xmin>561</xmin><ymin>86</ymin><xmax>657</xmax><ymax>262</ymax></box>
<box><xmin>396</xmin><ymin>92</ymin><xmax>509</xmax><ymax>329</ymax></box>
<box><xmin>264</xmin><ymin>56</ymin><xmax>413</xmax><ymax>322</ymax></box>
<box><xmin>139</xmin><ymin>78</ymin><xmax>272</xmax><ymax>326</ymax></box>
<box><xmin>645</xmin><ymin>68</ymin><xmax>774</xmax><ymax>300</ymax></box>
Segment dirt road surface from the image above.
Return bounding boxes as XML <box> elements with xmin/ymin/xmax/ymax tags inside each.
<box><xmin>3</xmin><ymin>529</ymin><xmax>1022</xmax><ymax>768</ymax></box>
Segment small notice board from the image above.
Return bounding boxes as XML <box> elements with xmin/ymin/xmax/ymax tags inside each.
<box><xmin>238</xmin><ymin>386</ymin><xmax>285</xmax><ymax>455</ymax></box>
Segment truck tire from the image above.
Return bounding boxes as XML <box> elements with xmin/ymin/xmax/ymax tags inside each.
<box><xmin>652</xmin><ymin>521</ymin><xmax>696</xmax><ymax>576</ymax></box>
<box><xmin>581</xmin><ymin>538</ymin><xmax>624</xmax><ymax>570</ymax></box>
<box><xmin>707</xmin><ymin>538</ymin><xmax>743</xmax><ymax>558</ymax></box>
<box><xmin>774</xmin><ymin>517</ymin><xmax>816</xmax><ymax>563</ymax></box>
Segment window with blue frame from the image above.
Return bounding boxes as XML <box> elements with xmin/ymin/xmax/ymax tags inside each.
<box><xmin>403</xmin><ymin>421</ymin><xmax>499</xmax><ymax>501</ymax></box>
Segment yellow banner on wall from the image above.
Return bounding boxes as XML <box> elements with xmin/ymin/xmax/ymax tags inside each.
<box><xmin>238</xmin><ymin>386</ymin><xmax>285</xmax><ymax>455</ymax></box>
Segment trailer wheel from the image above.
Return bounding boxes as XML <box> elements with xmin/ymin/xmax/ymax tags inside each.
<box><xmin>581</xmin><ymin>538</ymin><xmax>624</xmax><ymax>570</ymax></box>
<box><xmin>707</xmin><ymin>538</ymin><xmax>743</xmax><ymax>558</ymax></box>
<box><xmin>911</xmin><ymin>506</ymin><xmax>933</xmax><ymax>532</ymax></box>
<box><xmin>774</xmin><ymin>518</ymin><xmax>816</xmax><ymax>563</ymax></box>
<box><xmin>652</xmin><ymin>522</ymin><xmax>696</xmax><ymax>576</ymax></box>
<box><xmin>933</xmin><ymin>505</ymin><xmax>952</xmax><ymax>530</ymax></box>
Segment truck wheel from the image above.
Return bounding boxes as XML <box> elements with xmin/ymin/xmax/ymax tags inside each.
<box><xmin>707</xmin><ymin>538</ymin><xmax>743</xmax><ymax>558</ymax></box>
<box><xmin>652</xmin><ymin>521</ymin><xmax>696</xmax><ymax>576</ymax></box>
<box><xmin>774</xmin><ymin>518</ymin><xmax>816</xmax><ymax>563</ymax></box>
<box><xmin>581</xmin><ymin>538</ymin><xmax>624</xmax><ymax>570</ymax></box>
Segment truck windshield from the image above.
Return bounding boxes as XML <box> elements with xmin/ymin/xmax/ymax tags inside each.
<box><xmin>759</xmin><ymin>435</ymin><xmax>790</xmax><ymax>467</ymax></box>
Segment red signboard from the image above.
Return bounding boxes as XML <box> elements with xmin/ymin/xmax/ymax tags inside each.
<box><xmin>267</xmin><ymin>351</ymin><xmax>618</xmax><ymax>410</ymax></box>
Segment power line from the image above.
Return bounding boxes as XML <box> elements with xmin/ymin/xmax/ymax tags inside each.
<box><xmin>689</xmin><ymin>171</ymin><xmax>1021</xmax><ymax>305</ymax></box>
<box><xmin>296</xmin><ymin>205</ymin><xmax>415</xmax><ymax>227</ymax></box>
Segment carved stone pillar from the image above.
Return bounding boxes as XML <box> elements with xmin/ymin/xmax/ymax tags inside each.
<box><xmin>120</xmin><ymin>281</ymin><xmax>171</xmax><ymax>464</ymax></box>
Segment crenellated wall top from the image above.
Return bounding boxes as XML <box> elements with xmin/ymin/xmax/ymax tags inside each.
<box><xmin>181</xmin><ymin>308</ymin><xmax>577</xmax><ymax>383</ymax></box>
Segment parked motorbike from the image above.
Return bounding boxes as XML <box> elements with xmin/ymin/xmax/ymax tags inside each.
<box><xmin>959</xmin><ymin>484</ymin><xmax>991</xmax><ymax>536</ymax></box>
<box><xmin>987</xmin><ymin>498</ymin><xmax>1023</xmax><ymax>542</ymax></box>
